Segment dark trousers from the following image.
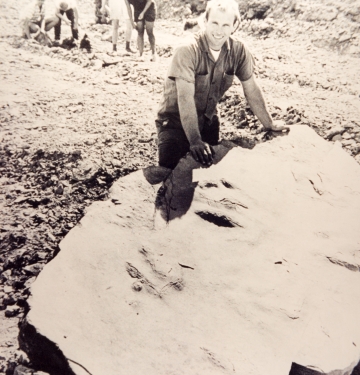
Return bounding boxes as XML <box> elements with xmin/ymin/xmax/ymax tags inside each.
<box><xmin>54</xmin><ymin>9</ymin><xmax>78</xmax><ymax>40</ymax></box>
<box><xmin>157</xmin><ymin>115</ymin><xmax>220</xmax><ymax>170</ymax></box>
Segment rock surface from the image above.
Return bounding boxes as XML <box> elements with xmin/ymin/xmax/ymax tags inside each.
<box><xmin>22</xmin><ymin>126</ymin><xmax>360</xmax><ymax>375</ymax></box>
<box><xmin>1</xmin><ymin>0</ymin><xmax>360</xmax><ymax>372</ymax></box>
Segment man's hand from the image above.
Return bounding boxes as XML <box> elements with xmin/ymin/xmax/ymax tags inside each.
<box><xmin>138</xmin><ymin>12</ymin><xmax>144</xmax><ymax>20</ymax></box>
<box><xmin>264</xmin><ymin>119</ymin><xmax>290</xmax><ymax>132</ymax></box>
<box><xmin>190</xmin><ymin>141</ymin><xmax>215</xmax><ymax>166</ymax></box>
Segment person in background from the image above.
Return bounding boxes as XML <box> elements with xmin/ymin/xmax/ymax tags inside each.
<box><xmin>155</xmin><ymin>0</ymin><xmax>289</xmax><ymax>170</ymax></box>
<box><xmin>21</xmin><ymin>0</ymin><xmax>58</xmax><ymax>40</ymax></box>
<box><xmin>128</xmin><ymin>0</ymin><xmax>157</xmax><ymax>61</ymax></box>
<box><xmin>54</xmin><ymin>0</ymin><xmax>79</xmax><ymax>44</ymax></box>
<box><xmin>95</xmin><ymin>0</ymin><xmax>107</xmax><ymax>24</ymax></box>
<box><xmin>101</xmin><ymin>0</ymin><xmax>136</xmax><ymax>54</ymax></box>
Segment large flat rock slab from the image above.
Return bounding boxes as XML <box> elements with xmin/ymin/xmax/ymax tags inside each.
<box><xmin>22</xmin><ymin>126</ymin><xmax>360</xmax><ymax>375</ymax></box>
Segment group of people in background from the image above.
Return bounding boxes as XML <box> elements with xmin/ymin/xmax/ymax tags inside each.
<box><xmin>101</xmin><ymin>0</ymin><xmax>157</xmax><ymax>61</ymax></box>
<box><xmin>21</xmin><ymin>0</ymin><xmax>289</xmax><ymax>171</ymax></box>
<box><xmin>20</xmin><ymin>0</ymin><xmax>157</xmax><ymax>61</ymax></box>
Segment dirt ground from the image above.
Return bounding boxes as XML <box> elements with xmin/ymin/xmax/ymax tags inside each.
<box><xmin>0</xmin><ymin>0</ymin><xmax>359</xmax><ymax>373</ymax></box>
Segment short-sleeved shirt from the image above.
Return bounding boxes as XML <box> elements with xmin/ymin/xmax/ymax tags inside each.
<box><xmin>156</xmin><ymin>31</ymin><xmax>254</xmax><ymax>130</ymax></box>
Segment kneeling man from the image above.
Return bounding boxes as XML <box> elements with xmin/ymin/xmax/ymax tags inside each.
<box><xmin>155</xmin><ymin>0</ymin><xmax>288</xmax><ymax>169</ymax></box>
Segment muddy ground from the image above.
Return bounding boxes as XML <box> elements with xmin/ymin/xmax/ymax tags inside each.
<box><xmin>0</xmin><ymin>0</ymin><xmax>359</xmax><ymax>373</ymax></box>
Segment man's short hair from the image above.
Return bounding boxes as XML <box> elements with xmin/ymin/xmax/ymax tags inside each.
<box><xmin>59</xmin><ymin>2</ymin><xmax>69</xmax><ymax>10</ymax></box>
<box><xmin>205</xmin><ymin>0</ymin><xmax>241</xmax><ymax>31</ymax></box>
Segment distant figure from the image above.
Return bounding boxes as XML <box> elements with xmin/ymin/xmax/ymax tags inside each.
<box><xmin>54</xmin><ymin>0</ymin><xmax>79</xmax><ymax>43</ymax></box>
<box><xmin>128</xmin><ymin>0</ymin><xmax>157</xmax><ymax>61</ymax></box>
<box><xmin>20</xmin><ymin>0</ymin><xmax>58</xmax><ymax>40</ymax></box>
<box><xmin>101</xmin><ymin>0</ymin><xmax>136</xmax><ymax>54</ymax></box>
<box><xmin>184</xmin><ymin>13</ymin><xmax>205</xmax><ymax>33</ymax></box>
<box><xmin>155</xmin><ymin>0</ymin><xmax>289</xmax><ymax>169</ymax></box>
<box><xmin>95</xmin><ymin>0</ymin><xmax>107</xmax><ymax>24</ymax></box>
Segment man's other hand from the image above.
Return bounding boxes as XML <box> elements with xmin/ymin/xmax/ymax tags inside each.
<box><xmin>265</xmin><ymin>120</ymin><xmax>290</xmax><ymax>132</ymax></box>
<box><xmin>190</xmin><ymin>141</ymin><xmax>215</xmax><ymax>166</ymax></box>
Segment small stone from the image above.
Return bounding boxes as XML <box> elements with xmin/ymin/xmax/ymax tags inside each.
<box><xmin>23</xmin><ymin>277</ymin><xmax>36</xmax><ymax>289</ymax></box>
<box><xmin>15</xmin><ymin>349</ymin><xmax>30</xmax><ymax>365</ymax></box>
<box><xmin>23</xmin><ymin>264</ymin><xmax>43</xmax><ymax>276</ymax></box>
<box><xmin>14</xmin><ymin>364</ymin><xmax>33</xmax><ymax>375</ymax></box>
<box><xmin>132</xmin><ymin>282</ymin><xmax>143</xmax><ymax>292</ymax></box>
<box><xmin>5</xmin><ymin>305</ymin><xmax>20</xmax><ymax>318</ymax></box>
<box><xmin>3</xmin><ymin>294</ymin><xmax>16</xmax><ymax>306</ymax></box>
<box><xmin>54</xmin><ymin>183</ymin><xmax>64</xmax><ymax>195</ymax></box>
<box><xmin>342</xmin><ymin>132</ymin><xmax>353</xmax><ymax>140</ymax></box>
<box><xmin>4</xmin><ymin>285</ymin><xmax>13</xmax><ymax>293</ymax></box>
<box><xmin>92</xmin><ymin>59</ymin><xmax>103</xmax><ymax>70</ymax></box>
<box><xmin>332</xmin><ymin>134</ymin><xmax>342</xmax><ymax>142</ymax></box>
<box><xmin>112</xmin><ymin>159</ymin><xmax>122</xmax><ymax>168</ymax></box>
<box><xmin>342</xmin><ymin>139</ymin><xmax>356</xmax><ymax>147</ymax></box>
<box><xmin>12</xmin><ymin>195</ymin><xmax>29</xmax><ymax>205</ymax></box>
<box><xmin>101</xmin><ymin>34</ymin><xmax>112</xmax><ymax>42</ymax></box>
<box><xmin>326</xmin><ymin>126</ymin><xmax>345</xmax><ymax>139</ymax></box>
<box><xmin>351</xmin><ymin>145</ymin><xmax>360</xmax><ymax>155</ymax></box>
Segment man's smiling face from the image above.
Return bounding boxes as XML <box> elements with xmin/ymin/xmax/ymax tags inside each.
<box><xmin>204</xmin><ymin>7</ymin><xmax>236</xmax><ymax>51</ymax></box>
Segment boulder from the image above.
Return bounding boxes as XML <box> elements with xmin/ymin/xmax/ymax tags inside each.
<box><xmin>21</xmin><ymin>126</ymin><xmax>360</xmax><ymax>375</ymax></box>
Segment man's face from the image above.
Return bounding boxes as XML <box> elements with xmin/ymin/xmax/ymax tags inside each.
<box><xmin>204</xmin><ymin>7</ymin><xmax>236</xmax><ymax>50</ymax></box>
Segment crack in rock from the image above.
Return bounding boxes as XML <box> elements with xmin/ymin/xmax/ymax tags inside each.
<box><xmin>327</xmin><ymin>257</ymin><xmax>360</xmax><ymax>272</ymax></box>
<box><xmin>195</xmin><ymin>210</ymin><xmax>243</xmax><ymax>228</ymax></box>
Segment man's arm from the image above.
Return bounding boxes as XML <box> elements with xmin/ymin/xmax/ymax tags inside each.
<box><xmin>73</xmin><ymin>6</ymin><xmax>79</xmax><ymax>29</ymax></box>
<box><xmin>101</xmin><ymin>0</ymin><xmax>110</xmax><ymax>14</ymax></box>
<box><xmin>39</xmin><ymin>4</ymin><xmax>46</xmax><ymax>33</ymax></box>
<box><xmin>138</xmin><ymin>0</ymin><xmax>153</xmax><ymax>21</ymax></box>
<box><xmin>23</xmin><ymin>19</ymin><xmax>32</xmax><ymax>39</ymax></box>
<box><xmin>241</xmin><ymin>75</ymin><xmax>289</xmax><ymax>131</ymax></box>
<box><xmin>55</xmin><ymin>8</ymin><xmax>70</xmax><ymax>25</ymax></box>
<box><xmin>176</xmin><ymin>78</ymin><xmax>215</xmax><ymax>165</ymax></box>
<box><xmin>124</xmin><ymin>0</ymin><xmax>136</xmax><ymax>28</ymax></box>
<box><xmin>40</xmin><ymin>13</ymin><xmax>46</xmax><ymax>34</ymax></box>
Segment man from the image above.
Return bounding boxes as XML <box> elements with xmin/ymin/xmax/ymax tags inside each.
<box><xmin>21</xmin><ymin>0</ymin><xmax>58</xmax><ymax>40</ymax></box>
<box><xmin>128</xmin><ymin>0</ymin><xmax>157</xmax><ymax>61</ymax></box>
<box><xmin>95</xmin><ymin>0</ymin><xmax>106</xmax><ymax>24</ymax></box>
<box><xmin>155</xmin><ymin>0</ymin><xmax>288</xmax><ymax>170</ymax></box>
<box><xmin>54</xmin><ymin>1</ymin><xmax>79</xmax><ymax>43</ymax></box>
<box><xmin>101</xmin><ymin>0</ymin><xmax>136</xmax><ymax>54</ymax></box>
